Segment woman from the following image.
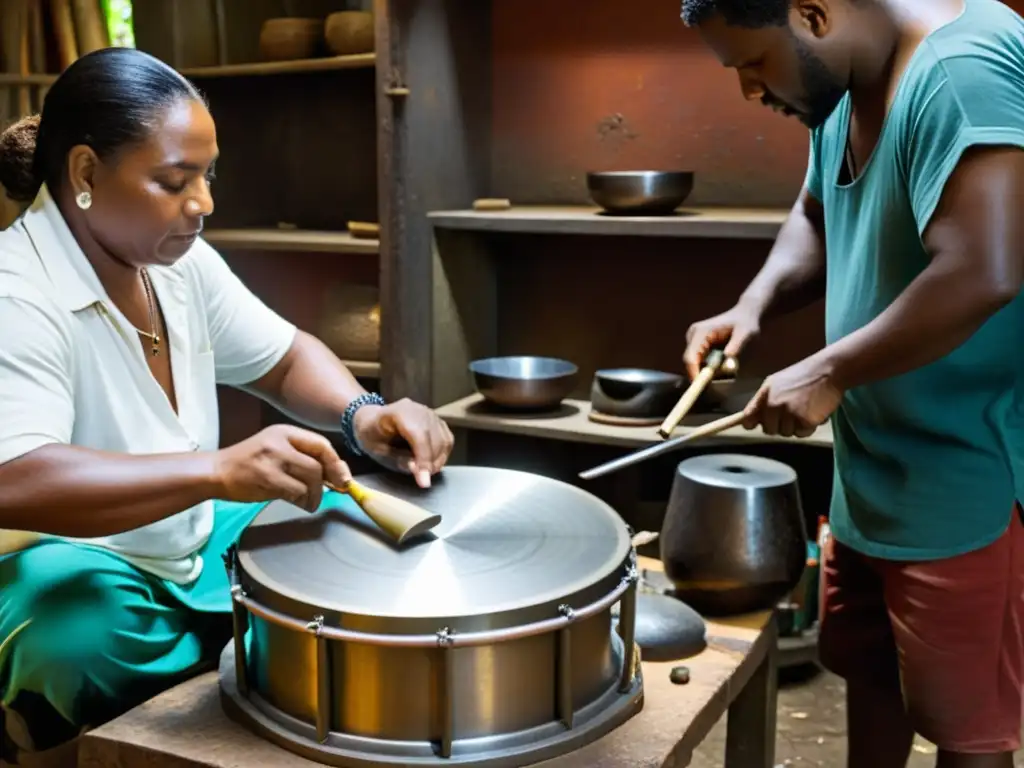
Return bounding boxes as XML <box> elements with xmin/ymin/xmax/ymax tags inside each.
<box><xmin>0</xmin><ymin>47</ymin><xmax>454</xmax><ymax>762</ymax></box>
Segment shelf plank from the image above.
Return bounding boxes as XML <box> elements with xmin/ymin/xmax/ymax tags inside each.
<box><xmin>342</xmin><ymin>360</ymin><xmax>381</xmax><ymax>378</ymax></box>
<box><xmin>436</xmin><ymin>394</ymin><xmax>833</xmax><ymax>449</ymax></box>
<box><xmin>428</xmin><ymin>205</ymin><xmax>788</xmax><ymax>240</ymax></box>
<box><xmin>203</xmin><ymin>228</ymin><xmax>378</xmax><ymax>255</ymax></box>
<box><xmin>0</xmin><ymin>73</ymin><xmax>57</xmax><ymax>86</ymax></box>
<box><xmin>0</xmin><ymin>54</ymin><xmax>378</xmax><ymax>88</ymax></box>
<box><xmin>180</xmin><ymin>54</ymin><xmax>376</xmax><ymax>79</ymax></box>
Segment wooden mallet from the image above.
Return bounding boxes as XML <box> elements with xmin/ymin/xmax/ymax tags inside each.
<box><xmin>657</xmin><ymin>350</ymin><xmax>737</xmax><ymax>439</ymax></box>
<box><xmin>325</xmin><ymin>479</ymin><xmax>442</xmax><ymax>544</ymax></box>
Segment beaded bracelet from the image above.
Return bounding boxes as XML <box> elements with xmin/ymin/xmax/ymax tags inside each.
<box><xmin>341</xmin><ymin>392</ymin><xmax>386</xmax><ymax>457</ymax></box>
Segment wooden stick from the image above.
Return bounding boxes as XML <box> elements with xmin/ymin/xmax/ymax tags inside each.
<box><xmin>657</xmin><ymin>350</ymin><xmax>724</xmax><ymax>438</ymax></box>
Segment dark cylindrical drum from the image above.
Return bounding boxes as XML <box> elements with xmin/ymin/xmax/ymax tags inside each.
<box><xmin>219</xmin><ymin>466</ymin><xmax>643</xmax><ymax>767</ymax></box>
<box><xmin>661</xmin><ymin>453</ymin><xmax>808</xmax><ymax>616</ymax></box>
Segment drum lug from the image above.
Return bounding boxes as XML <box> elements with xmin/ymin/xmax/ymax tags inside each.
<box><xmin>306</xmin><ymin>615</ymin><xmax>333</xmax><ymax>744</ymax></box>
<box><xmin>435</xmin><ymin>627</ymin><xmax>455</xmax><ymax>758</ymax></box>
<box><xmin>222</xmin><ymin>545</ymin><xmax>238</xmax><ymax>585</ymax></box>
<box><xmin>617</xmin><ymin>563</ymin><xmax>640</xmax><ymax>694</ymax></box>
<box><xmin>229</xmin><ymin>585</ymin><xmax>249</xmax><ymax>697</ymax></box>
<box><xmin>557</xmin><ymin>604</ymin><xmax>576</xmax><ymax>729</ymax></box>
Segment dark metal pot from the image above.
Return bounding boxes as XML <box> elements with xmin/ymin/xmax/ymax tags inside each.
<box><xmin>590</xmin><ymin>368</ymin><xmax>684</xmax><ymax>419</ymax></box>
<box><xmin>660</xmin><ymin>453</ymin><xmax>807</xmax><ymax>617</ymax></box>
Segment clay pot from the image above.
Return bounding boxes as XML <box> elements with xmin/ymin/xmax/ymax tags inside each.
<box><xmin>317</xmin><ymin>283</ymin><xmax>380</xmax><ymax>362</ymax></box>
<box><xmin>324</xmin><ymin>11</ymin><xmax>375</xmax><ymax>56</ymax></box>
<box><xmin>259</xmin><ymin>18</ymin><xmax>324</xmax><ymax>61</ymax></box>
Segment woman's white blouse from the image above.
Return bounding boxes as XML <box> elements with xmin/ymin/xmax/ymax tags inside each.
<box><xmin>0</xmin><ymin>185</ymin><xmax>297</xmax><ymax>583</ymax></box>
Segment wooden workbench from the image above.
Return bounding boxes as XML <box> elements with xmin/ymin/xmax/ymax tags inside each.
<box><xmin>77</xmin><ymin>610</ymin><xmax>778</xmax><ymax>768</ymax></box>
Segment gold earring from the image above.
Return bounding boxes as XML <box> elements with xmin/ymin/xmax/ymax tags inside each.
<box><xmin>76</xmin><ymin>191</ymin><xmax>92</xmax><ymax>210</ymax></box>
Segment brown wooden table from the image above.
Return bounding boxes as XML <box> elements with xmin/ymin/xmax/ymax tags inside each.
<box><xmin>78</xmin><ymin>604</ymin><xmax>778</xmax><ymax>768</ymax></box>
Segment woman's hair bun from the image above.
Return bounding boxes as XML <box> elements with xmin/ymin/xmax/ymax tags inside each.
<box><xmin>0</xmin><ymin>115</ymin><xmax>42</xmax><ymax>204</ymax></box>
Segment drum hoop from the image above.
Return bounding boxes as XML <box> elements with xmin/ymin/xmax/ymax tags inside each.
<box><xmin>230</xmin><ymin>552</ymin><xmax>639</xmax><ymax>648</ymax></box>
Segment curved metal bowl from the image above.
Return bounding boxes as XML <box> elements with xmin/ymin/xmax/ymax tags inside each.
<box><xmin>587</xmin><ymin>171</ymin><xmax>694</xmax><ymax>216</ymax></box>
<box><xmin>591</xmin><ymin>368</ymin><xmax>684</xmax><ymax>419</ymax></box>
<box><xmin>469</xmin><ymin>356</ymin><xmax>578</xmax><ymax>410</ymax></box>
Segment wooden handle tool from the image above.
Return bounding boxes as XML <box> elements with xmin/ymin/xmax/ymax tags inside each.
<box><xmin>657</xmin><ymin>350</ymin><xmax>726</xmax><ymax>439</ymax></box>
<box><xmin>579</xmin><ymin>410</ymin><xmax>748</xmax><ymax>481</ymax></box>
<box><xmin>325</xmin><ymin>479</ymin><xmax>441</xmax><ymax>544</ymax></box>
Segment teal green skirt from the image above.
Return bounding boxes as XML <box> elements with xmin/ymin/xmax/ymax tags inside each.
<box><xmin>0</xmin><ymin>491</ymin><xmax>354</xmax><ymax>741</ymax></box>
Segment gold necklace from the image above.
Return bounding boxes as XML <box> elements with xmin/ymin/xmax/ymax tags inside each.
<box><xmin>138</xmin><ymin>268</ymin><xmax>161</xmax><ymax>357</ymax></box>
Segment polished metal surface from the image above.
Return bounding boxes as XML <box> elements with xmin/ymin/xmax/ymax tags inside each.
<box><xmin>469</xmin><ymin>356</ymin><xmax>578</xmax><ymax>410</ymax></box>
<box><xmin>222</xmin><ymin>466</ymin><xmax>644</xmax><ymax>766</ymax></box>
<box><xmin>586</xmin><ymin>171</ymin><xmax>695</xmax><ymax>215</ymax></box>
<box><xmin>590</xmin><ymin>368</ymin><xmax>683</xmax><ymax>419</ymax></box>
<box><xmin>661</xmin><ymin>454</ymin><xmax>808</xmax><ymax>617</ymax></box>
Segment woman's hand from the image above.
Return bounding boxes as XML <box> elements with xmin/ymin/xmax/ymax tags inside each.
<box><xmin>214</xmin><ymin>424</ymin><xmax>352</xmax><ymax>511</ymax></box>
<box><xmin>353</xmin><ymin>399</ymin><xmax>455</xmax><ymax>488</ymax></box>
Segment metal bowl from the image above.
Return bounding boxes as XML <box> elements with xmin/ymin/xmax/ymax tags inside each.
<box><xmin>587</xmin><ymin>171</ymin><xmax>695</xmax><ymax>216</ymax></box>
<box><xmin>591</xmin><ymin>368</ymin><xmax>684</xmax><ymax>419</ymax></box>
<box><xmin>469</xmin><ymin>356</ymin><xmax>578</xmax><ymax>410</ymax></box>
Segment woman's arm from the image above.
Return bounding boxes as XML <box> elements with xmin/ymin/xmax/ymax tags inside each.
<box><xmin>0</xmin><ymin>288</ymin><xmax>350</xmax><ymax>536</ymax></box>
<box><xmin>0</xmin><ymin>423</ymin><xmax>353</xmax><ymax>538</ymax></box>
<box><xmin>0</xmin><ymin>445</ymin><xmax>219</xmax><ymax>537</ymax></box>
<box><xmin>194</xmin><ymin>241</ymin><xmax>454</xmax><ymax>485</ymax></box>
<box><xmin>243</xmin><ymin>330</ymin><xmax>367</xmax><ymax>430</ymax></box>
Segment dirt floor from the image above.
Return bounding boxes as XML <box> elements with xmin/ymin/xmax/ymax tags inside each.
<box><xmin>688</xmin><ymin>665</ymin><xmax>1024</xmax><ymax>767</ymax></box>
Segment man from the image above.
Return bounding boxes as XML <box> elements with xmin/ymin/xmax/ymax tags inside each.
<box><xmin>680</xmin><ymin>0</ymin><xmax>1024</xmax><ymax>766</ymax></box>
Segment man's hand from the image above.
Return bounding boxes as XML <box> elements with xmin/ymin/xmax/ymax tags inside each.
<box><xmin>352</xmin><ymin>399</ymin><xmax>455</xmax><ymax>488</ymax></box>
<box><xmin>742</xmin><ymin>354</ymin><xmax>843</xmax><ymax>437</ymax></box>
<box><xmin>683</xmin><ymin>303</ymin><xmax>762</xmax><ymax>380</ymax></box>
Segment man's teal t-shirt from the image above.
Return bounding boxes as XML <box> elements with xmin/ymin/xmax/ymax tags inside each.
<box><xmin>807</xmin><ymin>0</ymin><xmax>1024</xmax><ymax>560</ymax></box>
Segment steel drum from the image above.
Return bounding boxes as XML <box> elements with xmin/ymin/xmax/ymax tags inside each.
<box><xmin>218</xmin><ymin>466</ymin><xmax>644</xmax><ymax>767</ymax></box>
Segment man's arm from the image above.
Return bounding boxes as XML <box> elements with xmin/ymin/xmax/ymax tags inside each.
<box><xmin>822</xmin><ymin>146</ymin><xmax>1024</xmax><ymax>390</ymax></box>
<box><xmin>736</xmin><ymin>186</ymin><xmax>828</xmax><ymax>321</ymax></box>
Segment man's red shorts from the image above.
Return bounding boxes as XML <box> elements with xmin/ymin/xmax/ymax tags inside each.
<box><xmin>818</xmin><ymin>507</ymin><xmax>1024</xmax><ymax>754</ymax></box>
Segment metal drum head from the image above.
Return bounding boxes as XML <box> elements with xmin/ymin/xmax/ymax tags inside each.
<box><xmin>235</xmin><ymin>466</ymin><xmax>632</xmax><ymax>632</ymax></box>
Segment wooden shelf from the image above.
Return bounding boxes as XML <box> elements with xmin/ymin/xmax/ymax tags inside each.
<box><xmin>180</xmin><ymin>54</ymin><xmax>376</xmax><ymax>79</ymax></box>
<box><xmin>342</xmin><ymin>360</ymin><xmax>381</xmax><ymax>378</ymax></box>
<box><xmin>0</xmin><ymin>73</ymin><xmax>57</xmax><ymax>86</ymax></box>
<box><xmin>436</xmin><ymin>394</ymin><xmax>833</xmax><ymax>449</ymax></box>
<box><xmin>203</xmin><ymin>228</ymin><xmax>378</xmax><ymax>255</ymax></box>
<box><xmin>428</xmin><ymin>206</ymin><xmax>789</xmax><ymax>240</ymax></box>
<box><xmin>0</xmin><ymin>54</ymin><xmax>376</xmax><ymax>89</ymax></box>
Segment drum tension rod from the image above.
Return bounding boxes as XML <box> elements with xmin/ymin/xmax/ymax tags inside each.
<box><xmin>223</xmin><ymin>546</ymin><xmax>250</xmax><ymax>698</ymax></box>
<box><xmin>617</xmin><ymin>554</ymin><xmax>641</xmax><ymax>694</ymax></box>
<box><xmin>307</xmin><ymin>615</ymin><xmax>333</xmax><ymax>744</ymax></box>
<box><xmin>557</xmin><ymin>604</ymin><xmax>576</xmax><ymax>729</ymax></box>
<box><xmin>436</xmin><ymin>627</ymin><xmax>455</xmax><ymax>758</ymax></box>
